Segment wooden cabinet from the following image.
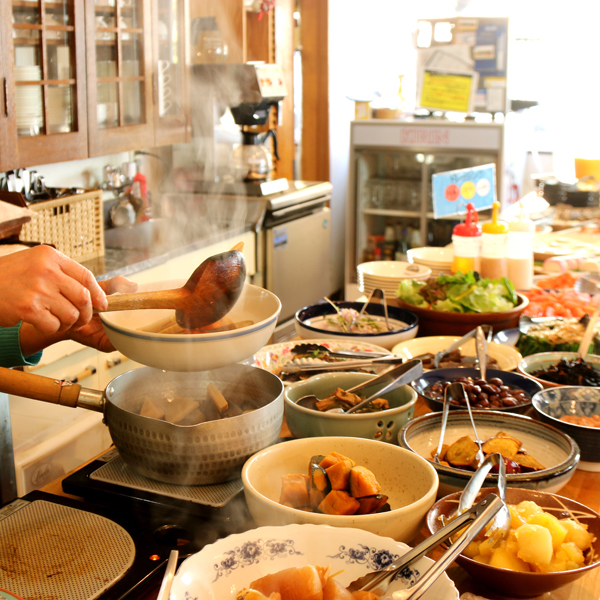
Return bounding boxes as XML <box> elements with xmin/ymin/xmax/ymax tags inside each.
<box><xmin>0</xmin><ymin>0</ymin><xmax>89</xmax><ymax>171</ymax></box>
<box><xmin>1</xmin><ymin>0</ymin><xmax>190</xmax><ymax>170</ymax></box>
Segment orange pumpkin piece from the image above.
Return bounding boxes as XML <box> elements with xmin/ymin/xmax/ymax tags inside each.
<box><xmin>323</xmin><ymin>577</ymin><xmax>354</xmax><ymax>600</ymax></box>
<box><xmin>238</xmin><ymin>590</ymin><xmax>282</xmax><ymax>600</ymax></box>
<box><xmin>349</xmin><ymin>466</ymin><xmax>381</xmax><ymax>498</ymax></box>
<box><xmin>280</xmin><ymin>474</ymin><xmax>310</xmax><ymax>508</ymax></box>
<box><xmin>355</xmin><ymin>494</ymin><xmax>389</xmax><ymax>515</ymax></box>
<box><xmin>325</xmin><ymin>460</ymin><xmax>353</xmax><ymax>490</ymax></box>
<box><xmin>481</xmin><ymin>436</ymin><xmax>520</xmax><ymax>460</ymax></box>
<box><xmin>250</xmin><ymin>565</ymin><xmax>324</xmax><ymax>600</ymax></box>
<box><xmin>319</xmin><ymin>452</ymin><xmax>356</xmax><ymax>470</ymax></box>
<box><xmin>318</xmin><ymin>490</ymin><xmax>360</xmax><ymax>515</ymax></box>
<box><xmin>352</xmin><ymin>591</ymin><xmax>382</xmax><ymax>600</ymax></box>
<box><xmin>309</xmin><ymin>489</ymin><xmax>327</xmax><ymax>510</ymax></box>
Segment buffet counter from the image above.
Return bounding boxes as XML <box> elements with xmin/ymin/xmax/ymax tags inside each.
<box><xmin>40</xmin><ymin>397</ymin><xmax>600</xmax><ymax>600</ymax></box>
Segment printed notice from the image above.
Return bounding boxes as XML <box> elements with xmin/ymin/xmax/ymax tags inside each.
<box><xmin>432</xmin><ymin>163</ymin><xmax>496</xmax><ymax>218</ymax></box>
<box><xmin>419</xmin><ymin>71</ymin><xmax>473</xmax><ymax>113</ymax></box>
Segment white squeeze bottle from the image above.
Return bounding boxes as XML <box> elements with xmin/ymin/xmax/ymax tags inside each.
<box><xmin>506</xmin><ymin>203</ymin><xmax>535</xmax><ymax>290</ymax></box>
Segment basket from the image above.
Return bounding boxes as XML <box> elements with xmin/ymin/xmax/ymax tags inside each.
<box><xmin>19</xmin><ymin>190</ymin><xmax>105</xmax><ymax>262</ymax></box>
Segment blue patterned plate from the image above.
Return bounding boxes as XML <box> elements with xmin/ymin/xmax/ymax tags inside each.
<box><xmin>170</xmin><ymin>523</ymin><xmax>459</xmax><ymax>600</ymax></box>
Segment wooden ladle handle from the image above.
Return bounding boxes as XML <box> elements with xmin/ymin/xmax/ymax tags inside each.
<box><xmin>0</xmin><ymin>366</ymin><xmax>82</xmax><ymax>408</ymax></box>
<box><xmin>104</xmin><ymin>287</ymin><xmax>188</xmax><ymax>312</ymax></box>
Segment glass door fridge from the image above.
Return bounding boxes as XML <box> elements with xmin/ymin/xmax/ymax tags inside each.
<box><xmin>345</xmin><ymin>119</ymin><xmax>504</xmax><ymax>299</ymax></box>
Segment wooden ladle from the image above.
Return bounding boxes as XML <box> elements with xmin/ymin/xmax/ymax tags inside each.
<box><xmin>102</xmin><ymin>248</ymin><xmax>247</xmax><ymax>329</ymax></box>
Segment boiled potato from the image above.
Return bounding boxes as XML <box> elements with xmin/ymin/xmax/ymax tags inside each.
<box><xmin>489</xmin><ymin>545</ymin><xmax>530</xmax><ymax>572</ymax></box>
<box><xmin>515</xmin><ymin>524</ymin><xmax>553</xmax><ymax>566</ymax></box>
<box><xmin>561</xmin><ymin>518</ymin><xmax>595</xmax><ymax>551</ymax></box>
<box><xmin>514</xmin><ymin>500</ymin><xmax>544</xmax><ymax>521</ymax></box>
<box><xmin>527</xmin><ymin>512</ymin><xmax>567</xmax><ymax>551</ymax></box>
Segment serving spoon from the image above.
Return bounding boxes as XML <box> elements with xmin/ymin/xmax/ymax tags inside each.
<box><xmin>296</xmin><ymin>359</ymin><xmax>423</xmax><ymax>413</ymax></box>
<box><xmin>101</xmin><ymin>248</ymin><xmax>246</xmax><ymax>330</ymax></box>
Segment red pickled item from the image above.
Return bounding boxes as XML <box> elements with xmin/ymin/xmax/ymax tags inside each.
<box><xmin>453</xmin><ymin>203</ymin><xmax>481</xmax><ymax>237</ymax></box>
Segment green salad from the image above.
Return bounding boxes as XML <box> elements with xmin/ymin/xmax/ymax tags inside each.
<box><xmin>397</xmin><ymin>271</ymin><xmax>518</xmax><ymax>313</ymax></box>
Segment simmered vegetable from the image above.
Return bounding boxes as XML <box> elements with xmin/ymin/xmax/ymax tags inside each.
<box><xmin>279</xmin><ymin>452</ymin><xmax>389</xmax><ymax>515</ymax></box>
<box><xmin>531</xmin><ymin>357</ymin><xmax>600</xmax><ymax>386</ymax></box>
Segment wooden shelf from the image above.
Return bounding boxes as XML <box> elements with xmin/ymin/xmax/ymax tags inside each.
<box><xmin>362</xmin><ymin>208</ymin><xmax>421</xmax><ymax>218</ymax></box>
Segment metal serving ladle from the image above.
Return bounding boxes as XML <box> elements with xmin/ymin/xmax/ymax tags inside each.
<box><xmin>434</xmin><ymin>324</ymin><xmax>492</xmax><ymax>369</ymax></box>
<box><xmin>296</xmin><ymin>359</ymin><xmax>423</xmax><ymax>413</ymax></box>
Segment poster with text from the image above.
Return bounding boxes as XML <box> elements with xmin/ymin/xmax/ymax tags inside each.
<box><xmin>432</xmin><ymin>163</ymin><xmax>496</xmax><ymax>218</ymax></box>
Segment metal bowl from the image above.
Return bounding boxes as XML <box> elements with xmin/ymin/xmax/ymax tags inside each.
<box><xmin>105</xmin><ymin>364</ymin><xmax>284</xmax><ymax>485</ymax></box>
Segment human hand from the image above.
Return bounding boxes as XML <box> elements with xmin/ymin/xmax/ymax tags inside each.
<box><xmin>67</xmin><ymin>276</ymin><xmax>138</xmax><ymax>352</ymax></box>
<box><xmin>0</xmin><ymin>245</ymin><xmax>108</xmax><ymax>334</ymax></box>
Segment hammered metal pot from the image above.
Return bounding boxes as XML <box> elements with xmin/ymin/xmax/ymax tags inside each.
<box><xmin>0</xmin><ymin>364</ymin><xmax>284</xmax><ymax>485</ymax></box>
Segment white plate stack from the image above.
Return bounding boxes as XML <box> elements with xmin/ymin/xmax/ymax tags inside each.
<box><xmin>47</xmin><ymin>86</ymin><xmax>72</xmax><ymax>133</ymax></box>
<box><xmin>407</xmin><ymin>246</ymin><xmax>453</xmax><ymax>278</ymax></box>
<box><xmin>15</xmin><ymin>65</ymin><xmax>43</xmax><ymax>135</ymax></box>
<box><xmin>357</xmin><ymin>260</ymin><xmax>431</xmax><ymax>297</ymax></box>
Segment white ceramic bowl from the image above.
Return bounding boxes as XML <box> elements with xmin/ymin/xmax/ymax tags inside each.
<box><xmin>294</xmin><ymin>301</ymin><xmax>418</xmax><ymax>350</ymax></box>
<box><xmin>284</xmin><ymin>372</ymin><xmax>418</xmax><ymax>442</ymax></box>
<box><xmin>170</xmin><ymin>524</ymin><xmax>459</xmax><ymax>600</ymax></box>
<box><xmin>518</xmin><ymin>351</ymin><xmax>600</xmax><ymax>389</ymax></box>
<box><xmin>407</xmin><ymin>246</ymin><xmax>453</xmax><ymax>266</ymax></box>
<box><xmin>100</xmin><ymin>281</ymin><xmax>281</xmax><ymax>371</ymax></box>
<box><xmin>242</xmin><ymin>436</ymin><xmax>439</xmax><ymax>542</ymax></box>
<box><xmin>357</xmin><ymin>260</ymin><xmax>432</xmax><ymax>280</ymax></box>
<box><xmin>399</xmin><ymin>410</ymin><xmax>580</xmax><ymax>498</ymax></box>
<box><xmin>393</xmin><ymin>335</ymin><xmax>523</xmax><ymax>371</ymax></box>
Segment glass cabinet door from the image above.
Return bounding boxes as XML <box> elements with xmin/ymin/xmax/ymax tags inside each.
<box><xmin>2</xmin><ymin>0</ymin><xmax>88</xmax><ymax>170</ymax></box>
<box><xmin>153</xmin><ymin>0</ymin><xmax>190</xmax><ymax>146</ymax></box>
<box><xmin>87</xmin><ymin>0</ymin><xmax>154</xmax><ymax>156</ymax></box>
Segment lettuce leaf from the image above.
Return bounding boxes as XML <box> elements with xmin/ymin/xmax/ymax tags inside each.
<box><xmin>397</xmin><ymin>279</ymin><xmax>429</xmax><ymax>307</ymax></box>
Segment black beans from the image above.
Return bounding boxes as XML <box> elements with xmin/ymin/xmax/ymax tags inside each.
<box><xmin>424</xmin><ymin>376</ymin><xmax>530</xmax><ymax>409</ymax></box>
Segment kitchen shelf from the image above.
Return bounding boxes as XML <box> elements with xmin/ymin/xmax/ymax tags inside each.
<box><xmin>362</xmin><ymin>208</ymin><xmax>421</xmax><ymax>218</ymax></box>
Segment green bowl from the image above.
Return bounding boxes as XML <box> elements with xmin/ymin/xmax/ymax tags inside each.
<box><xmin>284</xmin><ymin>372</ymin><xmax>417</xmax><ymax>443</ymax></box>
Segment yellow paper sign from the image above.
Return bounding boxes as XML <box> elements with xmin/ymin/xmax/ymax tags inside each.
<box><xmin>420</xmin><ymin>71</ymin><xmax>473</xmax><ymax>113</ymax></box>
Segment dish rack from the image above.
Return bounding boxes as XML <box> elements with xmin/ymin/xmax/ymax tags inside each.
<box><xmin>19</xmin><ymin>189</ymin><xmax>105</xmax><ymax>262</ymax></box>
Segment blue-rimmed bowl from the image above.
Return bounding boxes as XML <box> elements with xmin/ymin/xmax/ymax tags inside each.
<box><xmin>100</xmin><ymin>281</ymin><xmax>281</xmax><ymax>371</ymax></box>
<box><xmin>294</xmin><ymin>301</ymin><xmax>418</xmax><ymax>350</ymax></box>
<box><xmin>533</xmin><ymin>386</ymin><xmax>600</xmax><ymax>472</ymax></box>
<box><xmin>412</xmin><ymin>367</ymin><xmax>543</xmax><ymax>414</ymax></box>
<box><xmin>399</xmin><ymin>409</ymin><xmax>580</xmax><ymax>498</ymax></box>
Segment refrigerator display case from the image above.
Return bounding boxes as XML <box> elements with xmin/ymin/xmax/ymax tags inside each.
<box><xmin>345</xmin><ymin>119</ymin><xmax>504</xmax><ymax>298</ymax></box>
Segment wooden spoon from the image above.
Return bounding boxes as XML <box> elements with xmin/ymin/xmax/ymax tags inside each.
<box><xmin>102</xmin><ymin>249</ymin><xmax>247</xmax><ymax>329</ymax></box>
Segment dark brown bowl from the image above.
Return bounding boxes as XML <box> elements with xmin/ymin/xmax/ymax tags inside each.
<box><xmin>427</xmin><ymin>487</ymin><xmax>600</xmax><ymax>597</ymax></box>
<box><xmin>393</xmin><ymin>293</ymin><xmax>529</xmax><ymax>337</ymax></box>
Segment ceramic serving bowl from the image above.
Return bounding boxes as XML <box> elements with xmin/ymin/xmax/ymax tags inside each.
<box><xmin>411</xmin><ymin>367</ymin><xmax>543</xmax><ymax>414</ymax></box>
<box><xmin>398</xmin><ymin>410</ymin><xmax>580</xmax><ymax>498</ymax></box>
<box><xmin>294</xmin><ymin>301</ymin><xmax>418</xmax><ymax>350</ymax></box>
<box><xmin>532</xmin><ymin>386</ymin><xmax>600</xmax><ymax>472</ymax></box>
<box><xmin>241</xmin><ymin>436</ymin><xmax>439</xmax><ymax>543</ymax></box>
<box><xmin>518</xmin><ymin>351</ymin><xmax>600</xmax><ymax>388</ymax></box>
<box><xmin>284</xmin><ymin>371</ymin><xmax>418</xmax><ymax>443</ymax></box>
<box><xmin>392</xmin><ymin>293</ymin><xmax>529</xmax><ymax>337</ymax></box>
<box><xmin>393</xmin><ymin>335</ymin><xmax>523</xmax><ymax>371</ymax></box>
<box><xmin>100</xmin><ymin>281</ymin><xmax>281</xmax><ymax>371</ymax></box>
<box><xmin>426</xmin><ymin>487</ymin><xmax>600</xmax><ymax>597</ymax></box>
<box><xmin>169</xmin><ymin>523</ymin><xmax>459</xmax><ymax>600</ymax></box>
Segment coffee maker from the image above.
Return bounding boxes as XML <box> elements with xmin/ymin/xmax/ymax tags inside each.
<box><xmin>190</xmin><ymin>63</ymin><xmax>286</xmax><ymax>190</ymax></box>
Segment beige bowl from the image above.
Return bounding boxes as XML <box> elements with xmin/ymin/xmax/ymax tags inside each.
<box><xmin>100</xmin><ymin>281</ymin><xmax>281</xmax><ymax>371</ymax></box>
<box><xmin>242</xmin><ymin>436</ymin><xmax>439</xmax><ymax>543</ymax></box>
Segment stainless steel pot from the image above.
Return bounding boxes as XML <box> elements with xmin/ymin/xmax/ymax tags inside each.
<box><xmin>0</xmin><ymin>364</ymin><xmax>284</xmax><ymax>485</ymax></box>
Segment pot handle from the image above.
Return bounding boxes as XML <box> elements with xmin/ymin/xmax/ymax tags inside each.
<box><xmin>0</xmin><ymin>366</ymin><xmax>83</xmax><ymax>408</ymax></box>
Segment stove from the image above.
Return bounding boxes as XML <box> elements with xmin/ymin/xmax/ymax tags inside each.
<box><xmin>0</xmin><ymin>449</ymin><xmax>255</xmax><ymax>600</ymax></box>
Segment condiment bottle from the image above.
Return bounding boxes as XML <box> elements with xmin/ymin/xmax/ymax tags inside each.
<box><xmin>480</xmin><ymin>201</ymin><xmax>509</xmax><ymax>280</ymax></box>
<box><xmin>506</xmin><ymin>203</ymin><xmax>535</xmax><ymax>290</ymax></box>
<box><xmin>451</xmin><ymin>203</ymin><xmax>481</xmax><ymax>274</ymax></box>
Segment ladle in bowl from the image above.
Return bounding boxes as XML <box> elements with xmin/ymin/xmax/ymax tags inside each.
<box><xmin>296</xmin><ymin>359</ymin><xmax>423</xmax><ymax>413</ymax></box>
<box><xmin>101</xmin><ymin>248</ymin><xmax>246</xmax><ymax>329</ymax></box>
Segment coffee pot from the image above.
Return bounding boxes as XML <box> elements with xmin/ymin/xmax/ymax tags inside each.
<box><xmin>231</xmin><ymin>129</ymin><xmax>278</xmax><ymax>183</ymax></box>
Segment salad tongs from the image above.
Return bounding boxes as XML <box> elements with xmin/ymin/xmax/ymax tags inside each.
<box><xmin>434</xmin><ymin>324</ymin><xmax>493</xmax><ymax>368</ymax></box>
<box><xmin>347</xmin><ymin>493</ymin><xmax>504</xmax><ymax>599</ymax></box>
<box><xmin>348</xmin><ymin>288</ymin><xmax>391</xmax><ymax>333</ymax></box>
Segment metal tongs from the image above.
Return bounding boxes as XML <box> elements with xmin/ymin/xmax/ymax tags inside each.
<box><xmin>347</xmin><ymin>493</ymin><xmax>505</xmax><ymax>600</ymax></box>
<box><xmin>348</xmin><ymin>288</ymin><xmax>391</xmax><ymax>333</ymax></box>
<box><xmin>434</xmin><ymin>324</ymin><xmax>492</xmax><ymax>368</ymax></box>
